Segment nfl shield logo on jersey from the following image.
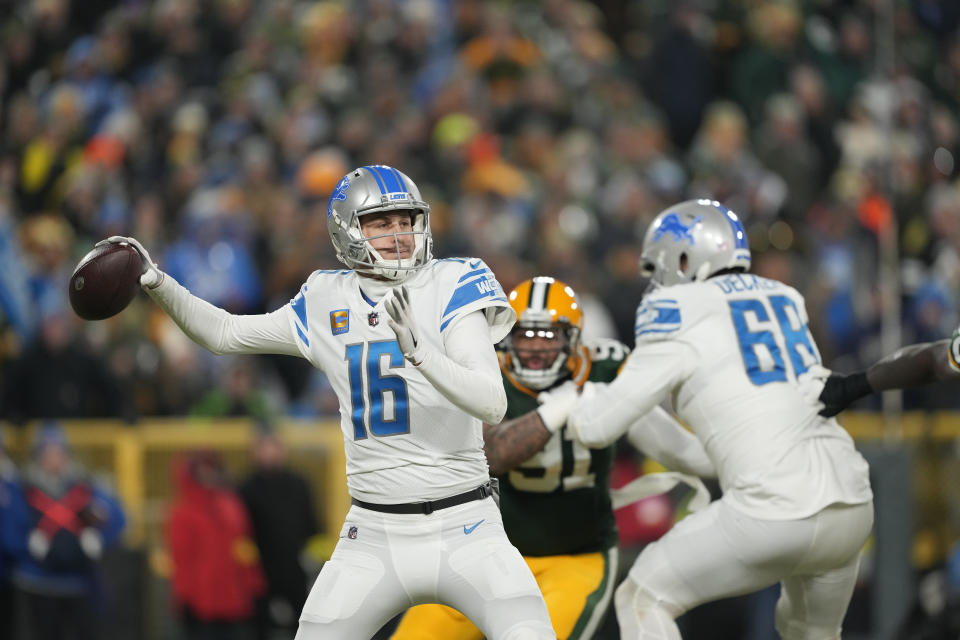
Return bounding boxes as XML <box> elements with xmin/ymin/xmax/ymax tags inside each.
<box><xmin>348</xmin><ymin>526</ymin><xmax>358</xmax><ymax>539</ymax></box>
<box><xmin>368</xmin><ymin>312</ymin><xmax>379</xmax><ymax>327</ymax></box>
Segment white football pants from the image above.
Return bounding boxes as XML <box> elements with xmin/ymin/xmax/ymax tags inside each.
<box><xmin>295</xmin><ymin>496</ymin><xmax>556</xmax><ymax>640</ymax></box>
<box><xmin>615</xmin><ymin>498</ymin><xmax>874</xmax><ymax>640</ymax></box>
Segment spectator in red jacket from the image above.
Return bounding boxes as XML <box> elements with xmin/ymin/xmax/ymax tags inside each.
<box><xmin>166</xmin><ymin>449</ymin><xmax>265</xmax><ymax>640</ymax></box>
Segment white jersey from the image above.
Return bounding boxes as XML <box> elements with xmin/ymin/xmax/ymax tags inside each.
<box><xmin>283</xmin><ymin>258</ymin><xmax>513</xmax><ymax>503</ymax></box>
<box><xmin>571</xmin><ymin>273</ymin><xmax>872</xmax><ymax>520</ymax></box>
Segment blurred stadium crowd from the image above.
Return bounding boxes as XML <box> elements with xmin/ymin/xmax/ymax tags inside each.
<box><xmin>2</xmin><ymin>0</ymin><xmax>960</xmax><ymax>423</ymax></box>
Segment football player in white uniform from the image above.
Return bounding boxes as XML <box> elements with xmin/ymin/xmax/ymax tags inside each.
<box><xmin>98</xmin><ymin>165</ymin><xmax>556</xmax><ymax>640</ymax></box>
<box><xmin>566</xmin><ymin>200</ymin><xmax>875</xmax><ymax>640</ymax></box>
<box><xmin>391</xmin><ymin>277</ymin><xmax>714</xmax><ymax>640</ymax></box>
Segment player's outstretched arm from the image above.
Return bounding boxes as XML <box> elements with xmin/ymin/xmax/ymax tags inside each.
<box><xmin>819</xmin><ymin>335</ymin><xmax>960</xmax><ymax>417</ymax></box>
<box><xmin>482</xmin><ymin>381</ymin><xmax>579</xmax><ymax>476</ymax></box>
<box><xmin>386</xmin><ymin>286</ymin><xmax>508</xmax><ymax>424</ymax></box>
<box><xmin>569</xmin><ymin>343</ymin><xmax>690</xmax><ymax>448</ymax></box>
<box><xmin>96</xmin><ymin>236</ymin><xmax>300</xmax><ymax>357</ymax></box>
<box><xmin>627</xmin><ymin>407</ymin><xmax>716</xmax><ymax>478</ymax></box>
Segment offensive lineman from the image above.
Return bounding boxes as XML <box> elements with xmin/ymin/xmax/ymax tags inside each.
<box><xmin>568</xmin><ymin>200</ymin><xmax>874</xmax><ymax>639</ymax></box>
<box><xmin>392</xmin><ymin>277</ymin><xmax>715</xmax><ymax>639</ymax></box>
<box><xmin>98</xmin><ymin>165</ymin><xmax>556</xmax><ymax>640</ymax></box>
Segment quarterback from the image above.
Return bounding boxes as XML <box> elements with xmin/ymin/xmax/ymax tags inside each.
<box><xmin>99</xmin><ymin>165</ymin><xmax>555</xmax><ymax>640</ymax></box>
<box><xmin>568</xmin><ymin>200</ymin><xmax>875</xmax><ymax>640</ymax></box>
<box><xmin>393</xmin><ymin>277</ymin><xmax>715</xmax><ymax>640</ymax></box>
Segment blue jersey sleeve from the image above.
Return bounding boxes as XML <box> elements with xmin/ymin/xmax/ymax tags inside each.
<box><xmin>634</xmin><ymin>293</ymin><xmax>683</xmax><ymax>342</ymax></box>
<box><xmin>289</xmin><ymin>283</ymin><xmax>311</xmax><ymax>349</ymax></box>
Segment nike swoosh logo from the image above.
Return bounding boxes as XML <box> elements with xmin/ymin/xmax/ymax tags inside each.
<box><xmin>469</xmin><ymin>259</ymin><xmax>482</xmax><ymax>269</ymax></box>
<box><xmin>463</xmin><ymin>520</ymin><xmax>484</xmax><ymax>535</ymax></box>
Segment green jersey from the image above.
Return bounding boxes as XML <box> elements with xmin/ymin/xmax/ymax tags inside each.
<box><xmin>496</xmin><ymin>338</ymin><xmax>629</xmax><ymax>556</ymax></box>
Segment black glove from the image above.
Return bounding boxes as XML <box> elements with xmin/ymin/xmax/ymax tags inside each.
<box><xmin>818</xmin><ymin>371</ymin><xmax>872</xmax><ymax>417</ymax></box>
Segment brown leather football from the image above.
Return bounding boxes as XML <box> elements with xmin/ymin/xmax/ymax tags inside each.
<box><xmin>68</xmin><ymin>242</ymin><xmax>143</xmax><ymax>320</ymax></box>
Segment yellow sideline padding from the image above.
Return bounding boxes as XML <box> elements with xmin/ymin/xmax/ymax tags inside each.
<box><xmin>2</xmin><ymin>412</ymin><xmax>960</xmax><ymax>553</ymax></box>
<box><xmin>0</xmin><ymin>418</ymin><xmax>348</xmax><ymax>547</ymax></box>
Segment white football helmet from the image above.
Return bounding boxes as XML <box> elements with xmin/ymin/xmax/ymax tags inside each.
<box><xmin>327</xmin><ymin>165</ymin><xmax>432</xmax><ymax>281</ymax></box>
<box><xmin>640</xmin><ymin>199</ymin><xmax>751</xmax><ymax>287</ymax></box>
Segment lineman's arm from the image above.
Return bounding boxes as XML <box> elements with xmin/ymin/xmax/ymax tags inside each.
<box><xmin>627</xmin><ymin>406</ymin><xmax>716</xmax><ymax>478</ymax></box>
<box><xmin>483</xmin><ymin>382</ymin><xmax>581</xmax><ymax>475</ymax></box>
<box><xmin>569</xmin><ymin>341</ymin><xmax>693</xmax><ymax>448</ymax></box>
<box><xmin>483</xmin><ymin>413</ymin><xmax>551</xmax><ymax>477</ymax></box>
<box><xmin>819</xmin><ymin>336</ymin><xmax>959</xmax><ymax>417</ymax></box>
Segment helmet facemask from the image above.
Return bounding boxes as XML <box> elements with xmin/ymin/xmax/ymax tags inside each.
<box><xmin>340</xmin><ymin>208</ymin><xmax>432</xmax><ymax>281</ymax></box>
<box><xmin>503</xmin><ymin>321</ymin><xmax>580</xmax><ymax>391</ymax></box>
<box><xmin>327</xmin><ymin>165</ymin><xmax>433</xmax><ymax>282</ymax></box>
<box><xmin>501</xmin><ymin>276</ymin><xmax>584</xmax><ymax>390</ymax></box>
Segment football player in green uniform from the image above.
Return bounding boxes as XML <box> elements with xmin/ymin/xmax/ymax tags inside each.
<box><xmin>817</xmin><ymin>327</ymin><xmax>960</xmax><ymax>416</ymax></box>
<box><xmin>392</xmin><ymin>277</ymin><xmax>713</xmax><ymax>640</ymax></box>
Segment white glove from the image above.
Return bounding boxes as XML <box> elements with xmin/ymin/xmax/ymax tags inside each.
<box><xmin>96</xmin><ymin>235</ymin><xmax>164</xmax><ymax>289</ymax></box>
<box><xmin>28</xmin><ymin>529</ymin><xmax>49</xmax><ymax>560</ymax></box>
<box><xmin>385</xmin><ymin>286</ymin><xmax>425</xmax><ymax>365</ymax></box>
<box><xmin>79</xmin><ymin>527</ymin><xmax>104</xmax><ymax>560</ymax></box>
<box><xmin>798</xmin><ymin>363</ymin><xmax>831</xmax><ymax>408</ymax></box>
<box><xmin>949</xmin><ymin>326</ymin><xmax>960</xmax><ymax>372</ymax></box>
<box><xmin>536</xmin><ymin>380</ymin><xmax>581</xmax><ymax>433</ymax></box>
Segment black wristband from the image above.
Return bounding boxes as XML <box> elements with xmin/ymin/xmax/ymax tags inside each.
<box><xmin>819</xmin><ymin>371</ymin><xmax>873</xmax><ymax>417</ymax></box>
<box><xmin>845</xmin><ymin>371</ymin><xmax>873</xmax><ymax>400</ymax></box>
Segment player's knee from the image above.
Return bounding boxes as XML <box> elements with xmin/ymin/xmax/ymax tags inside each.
<box><xmin>497</xmin><ymin>621</ymin><xmax>556</xmax><ymax>640</ymax></box>
<box><xmin>615</xmin><ymin>576</ymin><xmax>682</xmax><ymax>619</ymax></box>
<box><xmin>614</xmin><ymin>576</ymin><xmax>682</xmax><ymax>640</ymax></box>
<box><xmin>775</xmin><ymin>621</ymin><xmax>841</xmax><ymax>640</ymax></box>
<box><xmin>774</xmin><ymin>599</ymin><xmax>840</xmax><ymax>640</ymax></box>
<box><xmin>294</xmin><ymin>620</ymin><xmax>326</xmax><ymax>640</ymax></box>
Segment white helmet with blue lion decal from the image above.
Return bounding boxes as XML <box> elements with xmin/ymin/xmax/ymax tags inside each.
<box><xmin>327</xmin><ymin>165</ymin><xmax>432</xmax><ymax>281</ymax></box>
<box><xmin>640</xmin><ymin>199</ymin><xmax>751</xmax><ymax>287</ymax></box>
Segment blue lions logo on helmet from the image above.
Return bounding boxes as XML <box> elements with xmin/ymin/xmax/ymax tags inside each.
<box><xmin>653</xmin><ymin>213</ymin><xmax>702</xmax><ymax>245</ymax></box>
<box><xmin>327</xmin><ymin>175</ymin><xmax>351</xmax><ymax>218</ymax></box>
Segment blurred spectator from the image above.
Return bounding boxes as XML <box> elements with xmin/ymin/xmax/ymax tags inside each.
<box><xmin>0</xmin><ymin>204</ymin><xmax>37</xmax><ymax>356</ymax></box>
<box><xmin>18</xmin><ymin>212</ymin><xmax>74</xmax><ymax>315</ymax></box>
<box><xmin>1</xmin><ymin>305</ymin><xmax>133</xmax><ymax>425</ymax></box>
<box><xmin>729</xmin><ymin>2</ymin><xmax>803</xmax><ymax>123</ymax></box>
<box><xmin>167</xmin><ymin>449</ymin><xmax>265</xmax><ymax>640</ymax></box>
<box><xmin>0</xmin><ymin>428</ymin><xmax>20</xmax><ymax>640</ymax></box>
<box><xmin>239</xmin><ymin>429</ymin><xmax>320</xmax><ymax>640</ymax></box>
<box><xmin>5</xmin><ymin>422</ymin><xmax>126</xmax><ymax>640</ymax></box>
<box><xmin>190</xmin><ymin>357</ymin><xmax>277</xmax><ymax>421</ymax></box>
<box><xmin>897</xmin><ymin>547</ymin><xmax>960</xmax><ymax>639</ymax></box>
<box><xmin>642</xmin><ymin>5</ymin><xmax>715</xmax><ymax>150</ymax></box>
<box><xmin>754</xmin><ymin>93</ymin><xmax>822</xmax><ymax>223</ymax></box>
<box><xmin>161</xmin><ymin>186</ymin><xmax>263</xmax><ymax>314</ymax></box>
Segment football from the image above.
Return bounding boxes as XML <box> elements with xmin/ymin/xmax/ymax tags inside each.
<box><xmin>68</xmin><ymin>242</ymin><xmax>144</xmax><ymax>320</ymax></box>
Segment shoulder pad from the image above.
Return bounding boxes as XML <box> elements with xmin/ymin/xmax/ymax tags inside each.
<box><xmin>634</xmin><ymin>294</ymin><xmax>683</xmax><ymax>340</ymax></box>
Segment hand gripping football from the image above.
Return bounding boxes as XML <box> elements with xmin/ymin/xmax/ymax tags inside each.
<box><xmin>68</xmin><ymin>242</ymin><xmax>144</xmax><ymax>320</ymax></box>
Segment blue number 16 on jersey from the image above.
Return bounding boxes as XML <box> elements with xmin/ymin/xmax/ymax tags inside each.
<box><xmin>345</xmin><ymin>340</ymin><xmax>410</xmax><ymax>439</ymax></box>
<box><xmin>729</xmin><ymin>295</ymin><xmax>819</xmax><ymax>386</ymax></box>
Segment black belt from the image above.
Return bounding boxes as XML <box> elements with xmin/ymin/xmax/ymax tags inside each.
<box><xmin>351</xmin><ymin>482</ymin><xmax>494</xmax><ymax>515</ymax></box>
